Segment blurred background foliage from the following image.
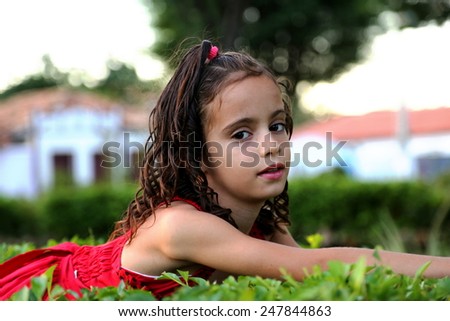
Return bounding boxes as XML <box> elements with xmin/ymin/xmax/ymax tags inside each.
<box><xmin>146</xmin><ymin>0</ymin><xmax>450</xmax><ymax>122</ymax></box>
<box><xmin>1</xmin><ymin>1</ymin><xmax>450</xmax><ymax>253</ymax></box>
<box><xmin>1</xmin><ymin>0</ymin><xmax>449</xmax><ymax>124</ymax></box>
<box><xmin>0</xmin><ymin>55</ymin><xmax>162</xmax><ymax>105</ymax></box>
<box><xmin>148</xmin><ymin>0</ymin><xmax>449</xmax><ymax>83</ymax></box>
<box><xmin>1</xmin><ymin>173</ymin><xmax>449</xmax><ymax>255</ymax></box>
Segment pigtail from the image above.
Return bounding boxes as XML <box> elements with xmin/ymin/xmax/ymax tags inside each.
<box><xmin>144</xmin><ymin>40</ymin><xmax>210</xmax><ymax>204</ymax></box>
<box><xmin>173</xmin><ymin>40</ymin><xmax>234</xmax><ymax>223</ymax></box>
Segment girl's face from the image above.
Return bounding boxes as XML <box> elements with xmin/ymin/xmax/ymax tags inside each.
<box><xmin>203</xmin><ymin>75</ymin><xmax>291</xmax><ymax>207</ymax></box>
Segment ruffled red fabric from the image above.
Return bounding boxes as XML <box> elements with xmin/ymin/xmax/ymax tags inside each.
<box><xmin>0</xmin><ymin>197</ymin><xmax>266</xmax><ymax>300</ymax></box>
<box><xmin>118</xmin><ymin>266</ymin><xmax>215</xmax><ymax>300</ymax></box>
<box><xmin>0</xmin><ymin>237</ymin><xmax>125</xmax><ymax>300</ymax></box>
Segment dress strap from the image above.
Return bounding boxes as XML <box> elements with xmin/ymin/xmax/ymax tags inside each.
<box><xmin>169</xmin><ymin>196</ymin><xmax>203</xmax><ymax>211</ymax></box>
<box><xmin>170</xmin><ymin>197</ymin><xmax>265</xmax><ymax>239</ymax></box>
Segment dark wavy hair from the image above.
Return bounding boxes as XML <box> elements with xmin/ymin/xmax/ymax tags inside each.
<box><xmin>109</xmin><ymin>40</ymin><xmax>293</xmax><ymax>241</ymax></box>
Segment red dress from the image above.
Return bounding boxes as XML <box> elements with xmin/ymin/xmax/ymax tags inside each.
<box><xmin>0</xmin><ymin>199</ymin><xmax>265</xmax><ymax>300</ymax></box>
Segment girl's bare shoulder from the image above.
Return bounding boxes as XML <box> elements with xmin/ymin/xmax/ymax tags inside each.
<box><xmin>153</xmin><ymin>200</ymin><xmax>235</xmax><ymax>238</ymax></box>
<box><xmin>147</xmin><ymin>201</ymin><xmax>244</xmax><ymax>257</ymax></box>
<box><xmin>122</xmin><ymin>200</ymin><xmax>217</xmax><ymax>268</ymax></box>
<box><xmin>153</xmin><ymin>200</ymin><xmax>216</xmax><ymax>226</ymax></box>
<box><xmin>137</xmin><ymin>200</ymin><xmax>230</xmax><ymax>244</ymax></box>
<box><xmin>130</xmin><ymin>200</ymin><xmax>309</xmax><ymax>279</ymax></box>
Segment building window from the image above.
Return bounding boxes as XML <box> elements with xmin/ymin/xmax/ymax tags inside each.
<box><xmin>94</xmin><ymin>153</ymin><xmax>111</xmax><ymax>183</ymax></box>
<box><xmin>53</xmin><ymin>154</ymin><xmax>73</xmax><ymax>187</ymax></box>
<box><xmin>417</xmin><ymin>155</ymin><xmax>450</xmax><ymax>180</ymax></box>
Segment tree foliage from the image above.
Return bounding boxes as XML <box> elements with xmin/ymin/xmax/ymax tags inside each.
<box><xmin>0</xmin><ymin>56</ymin><xmax>160</xmax><ymax>104</ymax></box>
<box><xmin>0</xmin><ymin>55</ymin><xmax>61</xmax><ymax>100</ymax></box>
<box><xmin>146</xmin><ymin>0</ymin><xmax>450</xmax><ymax>86</ymax></box>
<box><xmin>90</xmin><ymin>60</ymin><xmax>161</xmax><ymax>104</ymax></box>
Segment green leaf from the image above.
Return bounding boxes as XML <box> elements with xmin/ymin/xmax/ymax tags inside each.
<box><xmin>158</xmin><ymin>272</ymin><xmax>185</xmax><ymax>286</ymax></box>
<box><xmin>305</xmin><ymin>233</ymin><xmax>324</xmax><ymax>249</ymax></box>
<box><xmin>44</xmin><ymin>265</ymin><xmax>57</xmax><ymax>297</ymax></box>
<box><xmin>30</xmin><ymin>276</ymin><xmax>48</xmax><ymax>301</ymax></box>
<box><xmin>327</xmin><ymin>260</ymin><xmax>350</xmax><ymax>279</ymax></box>
<box><xmin>349</xmin><ymin>257</ymin><xmax>367</xmax><ymax>293</ymax></box>
<box><xmin>373</xmin><ymin>246</ymin><xmax>382</xmax><ymax>262</ymax></box>
<box><xmin>414</xmin><ymin>261</ymin><xmax>431</xmax><ymax>280</ymax></box>
<box><xmin>177</xmin><ymin>270</ymin><xmax>190</xmax><ymax>285</ymax></box>
<box><xmin>10</xmin><ymin>287</ymin><xmax>31</xmax><ymax>301</ymax></box>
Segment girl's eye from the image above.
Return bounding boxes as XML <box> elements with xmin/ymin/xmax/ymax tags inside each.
<box><xmin>232</xmin><ymin>131</ymin><xmax>251</xmax><ymax>140</ymax></box>
<box><xmin>270</xmin><ymin>123</ymin><xmax>286</xmax><ymax>132</ymax></box>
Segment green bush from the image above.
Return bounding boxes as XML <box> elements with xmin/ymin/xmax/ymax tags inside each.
<box><xmin>1</xmin><ymin>232</ymin><xmax>449</xmax><ymax>301</ymax></box>
<box><xmin>1</xmin><ymin>175</ymin><xmax>448</xmax><ymax>252</ymax></box>
<box><xmin>0</xmin><ymin>196</ymin><xmax>41</xmax><ymax>238</ymax></box>
<box><xmin>41</xmin><ymin>183</ymin><xmax>136</xmax><ymax>239</ymax></box>
<box><xmin>163</xmin><ymin>263</ymin><xmax>450</xmax><ymax>301</ymax></box>
<box><xmin>6</xmin><ymin>259</ymin><xmax>450</xmax><ymax>301</ymax></box>
<box><xmin>288</xmin><ymin>174</ymin><xmax>448</xmax><ymax>251</ymax></box>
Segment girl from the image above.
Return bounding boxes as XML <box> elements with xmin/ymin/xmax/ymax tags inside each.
<box><xmin>0</xmin><ymin>40</ymin><xmax>449</xmax><ymax>300</ymax></box>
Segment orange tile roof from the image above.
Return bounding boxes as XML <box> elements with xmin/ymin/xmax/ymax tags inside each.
<box><xmin>292</xmin><ymin>107</ymin><xmax>450</xmax><ymax>141</ymax></box>
<box><xmin>0</xmin><ymin>88</ymin><xmax>153</xmax><ymax>146</ymax></box>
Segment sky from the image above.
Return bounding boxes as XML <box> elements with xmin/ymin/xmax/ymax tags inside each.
<box><xmin>0</xmin><ymin>0</ymin><xmax>163</xmax><ymax>90</ymax></box>
<box><xmin>300</xmin><ymin>20</ymin><xmax>450</xmax><ymax>116</ymax></box>
<box><xmin>0</xmin><ymin>1</ymin><xmax>449</xmax><ymax>116</ymax></box>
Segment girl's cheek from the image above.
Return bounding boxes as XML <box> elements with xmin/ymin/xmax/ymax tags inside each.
<box><xmin>280</xmin><ymin>141</ymin><xmax>291</xmax><ymax>157</ymax></box>
<box><xmin>203</xmin><ymin>150</ymin><xmax>224</xmax><ymax>169</ymax></box>
<box><xmin>237</xmin><ymin>145</ymin><xmax>260</xmax><ymax>167</ymax></box>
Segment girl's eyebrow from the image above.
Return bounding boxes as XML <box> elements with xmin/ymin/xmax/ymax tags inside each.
<box><xmin>222</xmin><ymin>117</ymin><xmax>254</xmax><ymax>133</ymax></box>
<box><xmin>270</xmin><ymin>109</ymin><xmax>288</xmax><ymax>119</ymax></box>
<box><xmin>222</xmin><ymin>109</ymin><xmax>286</xmax><ymax>133</ymax></box>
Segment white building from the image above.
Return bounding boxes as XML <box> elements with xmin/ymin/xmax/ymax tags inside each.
<box><xmin>0</xmin><ymin>88</ymin><xmax>151</xmax><ymax>198</ymax></box>
<box><xmin>289</xmin><ymin>107</ymin><xmax>450</xmax><ymax>181</ymax></box>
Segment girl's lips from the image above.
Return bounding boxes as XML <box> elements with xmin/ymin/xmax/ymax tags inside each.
<box><xmin>257</xmin><ymin>164</ymin><xmax>286</xmax><ymax>180</ymax></box>
<box><xmin>257</xmin><ymin>168</ymin><xmax>285</xmax><ymax>180</ymax></box>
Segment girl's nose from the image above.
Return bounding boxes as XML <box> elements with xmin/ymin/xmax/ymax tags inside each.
<box><xmin>258</xmin><ymin>132</ymin><xmax>279</xmax><ymax>157</ymax></box>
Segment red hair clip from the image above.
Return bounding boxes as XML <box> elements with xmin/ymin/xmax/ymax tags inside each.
<box><xmin>207</xmin><ymin>46</ymin><xmax>219</xmax><ymax>61</ymax></box>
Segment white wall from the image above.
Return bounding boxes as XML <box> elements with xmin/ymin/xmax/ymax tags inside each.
<box><xmin>351</xmin><ymin>138</ymin><xmax>414</xmax><ymax>180</ymax></box>
<box><xmin>0</xmin><ymin>144</ymin><xmax>37</xmax><ymax>198</ymax></box>
<box><xmin>408</xmin><ymin>132</ymin><xmax>450</xmax><ymax>156</ymax></box>
<box><xmin>288</xmin><ymin>133</ymin><xmax>355</xmax><ymax>178</ymax></box>
<box><xmin>289</xmin><ymin>131</ymin><xmax>450</xmax><ymax>181</ymax></box>
<box><xmin>0</xmin><ymin>106</ymin><xmax>128</xmax><ymax>198</ymax></box>
<box><xmin>32</xmin><ymin>106</ymin><xmax>122</xmax><ymax>190</ymax></box>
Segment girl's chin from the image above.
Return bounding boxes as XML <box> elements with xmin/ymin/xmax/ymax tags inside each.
<box><xmin>257</xmin><ymin>186</ymin><xmax>287</xmax><ymax>201</ymax></box>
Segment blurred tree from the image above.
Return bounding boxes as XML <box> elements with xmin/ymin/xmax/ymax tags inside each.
<box><xmin>145</xmin><ymin>0</ymin><xmax>450</xmax><ymax>122</ymax></box>
<box><xmin>0</xmin><ymin>56</ymin><xmax>161</xmax><ymax>104</ymax></box>
<box><xmin>147</xmin><ymin>0</ymin><xmax>449</xmax><ymax>82</ymax></box>
<box><xmin>91</xmin><ymin>60</ymin><xmax>161</xmax><ymax>104</ymax></box>
<box><xmin>0</xmin><ymin>55</ymin><xmax>62</xmax><ymax>100</ymax></box>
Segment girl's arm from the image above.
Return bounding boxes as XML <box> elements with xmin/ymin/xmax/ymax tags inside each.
<box><xmin>268</xmin><ymin>224</ymin><xmax>300</xmax><ymax>247</ymax></box>
<box><xmin>156</xmin><ymin>205</ymin><xmax>450</xmax><ymax>280</ymax></box>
